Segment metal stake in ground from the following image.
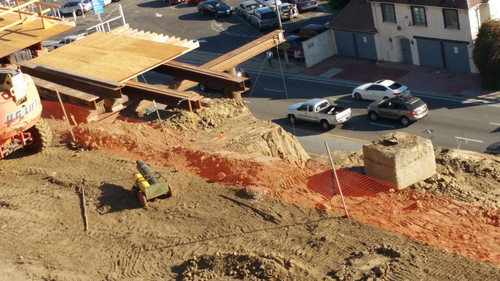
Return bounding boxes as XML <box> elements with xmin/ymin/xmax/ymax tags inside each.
<box><xmin>325</xmin><ymin>142</ymin><xmax>349</xmax><ymax>218</ymax></box>
<box><xmin>153</xmin><ymin>100</ymin><xmax>178</xmax><ymax>172</ymax></box>
<box><xmin>80</xmin><ymin>178</ymin><xmax>89</xmax><ymax>231</ymax></box>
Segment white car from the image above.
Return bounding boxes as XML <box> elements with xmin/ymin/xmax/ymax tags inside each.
<box><xmin>352</xmin><ymin>79</ymin><xmax>411</xmax><ymax>101</ymax></box>
<box><xmin>53</xmin><ymin>35</ymin><xmax>85</xmax><ymax>49</ymax></box>
<box><xmin>59</xmin><ymin>0</ymin><xmax>92</xmax><ymax>16</ymax></box>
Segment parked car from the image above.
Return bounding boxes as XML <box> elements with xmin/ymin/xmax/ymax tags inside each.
<box><xmin>255</xmin><ymin>0</ymin><xmax>282</xmax><ymax>9</ymax></box>
<box><xmin>58</xmin><ymin>0</ymin><xmax>92</xmax><ymax>16</ymax></box>
<box><xmin>198</xmin><ymin>0</ymin><xmax>233</xmax><ymax>18</ymax></box>
<box><xmin>287</xmin><ymin>98</ymin><xmax>352</xmax><ymax>130</ymax></box>
<box><xmin>352</xmin><ymin>79</ymin><xmax>411</xmax><ymax>101</ymax></box>
<box><xmin>53</xmin><ymin>34</ymin><xmax>85</xmax><ymax>49</ymax></box>
<box><xmin>188</xmin><ymin>0</ymin><xmax>205</xmax><ymax>6</ymax></box>
<box><xmin>290</xmin><ymin>0</ymin><xmax>317</xmax><ymax>12</ymax></box>
<box><xmin>236</xmin><ymin>0</ymin><xmax>261</xmax><ymax>21</ymax></box>
<box><xmin>250</xmin><ymin>7</ymin><xmax>279</xmax><ymax>31</ymax></box>
<box><xmin>163</xmin><ymin>0</ymin><xmax>186</xmax><ymax>5</ymax></box>
<box><xmin>367</xmin><ymin>96</ymin><xmax>428</xmax><ymax>126</ymax></box>
<box><xmin>286</xmin><ymin>23</ymin><xmax>328</xmax><ymax>39</ymax></box>
<box><xmin>485</xmin><ymin>142</ymin><xmax>500</xmax><ymax>155</ymax></box>
<box><xmin>102</xmin><ymin>0</ymin><xmax>111</xmax><ymax>6</ymax></box>
<box><xmin>198</xmin><ymin>68</ymin><xmax>251</xmax><ymax>93</ymax></box>
<box><xmin>271</xmin><ymin>34</ymin><xmax>306</xmax><ymax>58</ymax></box>
<box><xmin>278</xmin><ymin>3</ymin><xmax>295</xmax><ymax>21</ymax></box>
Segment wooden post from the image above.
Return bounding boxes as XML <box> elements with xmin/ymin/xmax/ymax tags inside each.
<box><xmin>325</xmin><ymin>141</ymin><xmax>349</xmax><ymax>218</ymax></box>
<box><xmin>55</xmin><ymin>89</ymin><xmax>76</xmax><ymax>143</ymax></box>
<box><xmin>153</xmin><ymin>100</ymin><xmax>178</xmax><ymax>172</ymax></box>
<box><xmin>81</xmin><ymin>179</ymin><xmax>89</xmax><ymax>231</ymax></box>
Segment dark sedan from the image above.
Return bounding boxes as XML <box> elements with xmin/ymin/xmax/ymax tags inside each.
<box><xmin>198</xmin><ymin>0</ymin><xmax>233</xmax><ymax>18</ymax></box>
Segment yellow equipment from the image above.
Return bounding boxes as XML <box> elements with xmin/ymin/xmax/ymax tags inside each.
<box><xmin>132</xmin><ymin>161</ymin><xmax>172</xmax><ymax>207</ymax></box>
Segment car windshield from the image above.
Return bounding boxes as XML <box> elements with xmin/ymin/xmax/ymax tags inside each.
<box><xmin>389</xmin><ymin>82</ymin><xmax>403</xmax><ymax>89</ymax></box>
<box><xmin>215</xmin><ymin>2</ymin><xmax>228</xmax><ymax>8</ymax></box>
<box><xmin>248</xmin><ymin>4</ymin><xmax>258</xmax><ymax>9</ymax></box>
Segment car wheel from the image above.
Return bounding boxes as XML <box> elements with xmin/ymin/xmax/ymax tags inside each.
<box><xmin>199</xmin><ymin>9</ymin><xmax>204</xmax><ymax>15</ymax></box>
<box><xmin>288</xmin><ymin>114</ymin><xmax>296</xmax><ymax>124</ymax></box>
<box><xmin>76</xmin><ymin>10</ymin><xmax>82</xmax><ymax>16</ymax></box>
<box><xmin>369</xmin><ymin>111</ymin><xmax>378</xmax><ymax>121</ymax></box>
<box><xmin>400</xmin><ymin>116</ymin><xmax>411</xmax><ymax>127</ymax></box>
<box><xmin>320</xmin><ymin>120</ymin><xmax>330</xmax><ymax>130</ymax></box>
<box><xmin>353</xmin><ymin>93</ymin><xmax>362</xmax><ymax>101</ymax></box>
<box><xmin>214</xmin><ymin>13</ymin><xmax>218</xmax><ymax>19</ymax></box>
<box><xmin>198</xmin><ymin>83</ymin><xmax>206</xmax><ymax>92</ymax></box>
<box><xmin>383</xmin><ymin>96</ymin><xmax>389</xmax><ymax>100</ymax></box>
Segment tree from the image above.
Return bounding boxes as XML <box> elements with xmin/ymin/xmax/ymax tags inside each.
<box><xmin>327</xmin><ymin>0</ymin><xmax>350</xmax><ymax>11</ymax></box>
<box><xmin>473</xmin><ymin>19</ymin><xmax>500</xmax><ymax>90</ymax></box>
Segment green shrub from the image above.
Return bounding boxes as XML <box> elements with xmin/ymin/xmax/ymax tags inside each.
<box><xmin>473</xmin><ymin>19</ymin><xmax>500</xmax><ymax>90</ymax></box>
<box><xmin>327</xmin><ymin>0</ymin><xmax>350</xmax><ymax>11</ymax></box>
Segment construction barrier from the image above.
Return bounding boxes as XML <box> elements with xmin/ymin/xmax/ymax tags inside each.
<box><xmin>40</xmin><ymin>101</ymin><xmax>500</xmax><ymax>266</ymax></box>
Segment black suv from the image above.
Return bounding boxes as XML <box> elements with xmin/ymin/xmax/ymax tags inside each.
<box><xmin>367</xmin><ymin>96</ymin><xmax>429</xmax><ymax>126</ymax></box>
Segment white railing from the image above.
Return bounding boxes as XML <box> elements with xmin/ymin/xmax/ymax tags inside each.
<box><xmin>86</xmin><ymin>4</ymin><xmax>126</xmax><ymax>34</ymax></box>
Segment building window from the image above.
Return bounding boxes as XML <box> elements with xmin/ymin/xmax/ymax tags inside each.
<box><xmin>381</xmin><ymin>4</ymin><xmax>396</xmax><ymax>23</ymax></box>
<box><xmin>443</xmin><ymin>9</ymin><xmax>459</xmax><ymax>29</ymax></box>
<box><xmin>411</xmin><ymin>6</ymin><xmax>427</xmax><ymax>26</ymax></box>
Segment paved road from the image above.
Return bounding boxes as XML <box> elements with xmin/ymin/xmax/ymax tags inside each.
<box><xmin>239</xmin><ymin>70</ymin><xmax>499</xmax><ymax>154</ymax></box>
<box><xmin>44</xmin><ymin>1</ymin><xmax>499</xmax><ymax>155</ymax></box>
<box><xmin>49</xmin><ymin>0</ymin><xmax>333</xmax><ymax>54</ymax></box>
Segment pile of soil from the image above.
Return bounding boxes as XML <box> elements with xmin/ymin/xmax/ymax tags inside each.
<box><xmin>0</xmin><ymin>98</ymin><xmax>499</xmax><ymax>280</ymax></box>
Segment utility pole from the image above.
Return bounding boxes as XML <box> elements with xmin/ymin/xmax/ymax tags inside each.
<box><xmin>275</xmin><ymin>0</ymin><xmax>289</xmax><ymax>66</ymax></box>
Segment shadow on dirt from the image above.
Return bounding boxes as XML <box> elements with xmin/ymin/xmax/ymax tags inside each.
<box><xmin>97</xmin><ymin>183</ymin><xmax>141</xmax><ymax>212</ymax></box>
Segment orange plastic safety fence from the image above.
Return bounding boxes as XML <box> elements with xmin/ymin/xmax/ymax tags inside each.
<box><xmin>41</xmin><ymin>101</ymin><xmax>500</xmax><ymax>266</ymax></box>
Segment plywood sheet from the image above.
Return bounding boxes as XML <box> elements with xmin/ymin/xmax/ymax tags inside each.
<box><xmin>30</xmin><ymin>32</ymin><xmax>193</xmax><ymax>83</ymax></box>
<box><xmin>0</xmin><ymin>12</ymin><xmax>75</xmax><ymax>58</ymax></box>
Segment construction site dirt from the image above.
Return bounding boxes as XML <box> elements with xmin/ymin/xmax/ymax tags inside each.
<box><xmin>0</xmin><ymin>98</ymin><xmax>499</xmax><ymax>280</ymax></box>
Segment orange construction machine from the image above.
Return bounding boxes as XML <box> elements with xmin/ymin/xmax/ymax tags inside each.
<box><xmin>0</xmin><ymin>67</ymin><xmax>52</xmax><ymax>159</ymax></box>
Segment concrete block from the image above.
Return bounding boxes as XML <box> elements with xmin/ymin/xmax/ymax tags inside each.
<box><xmin>363</xmin><ymin>132</ymin><xmax>436</xmax><ymax>189</ymax></box>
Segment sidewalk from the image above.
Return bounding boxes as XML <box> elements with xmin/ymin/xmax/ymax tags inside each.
<box><xmin>180</xmin><ymin>50</ymin><xmax>500</xmax><ymax>101</ymax></box>
<box><xmin>240</xmin><ymin>54</ymin><xmax>500</xmax><ymax>101</ymax></box>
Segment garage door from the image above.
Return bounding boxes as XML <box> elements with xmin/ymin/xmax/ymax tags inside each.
<box><xmin>354</xmin><ymin>33</ymin><xmax>377</xmax><ymax>60</ymax></box>
<box><xmin>443</xmin><ymin>41</ymin><xmax>470</xmax><ymax>72</ymax></box>
<box><xmin>334</xmin><ymin>30</ymin><xmax>356</xmax><ymax>57</ymax></box>
<box><xmin>416</xmin><ymin>38</ymin><xmax>443</xmax><ymax>69</ymax></box>
<box><xmin>334</xmin><ymin>31</ymin><xmax>377</xmax><ymax>60</ymax></box>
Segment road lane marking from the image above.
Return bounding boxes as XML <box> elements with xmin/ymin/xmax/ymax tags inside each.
<box><xmin>282</xmin><ymin>125</ymin><xmax>370</xmax><ymax>143</ymax></box>
<box><xmin>490</xmin><ymin>122</ymin><xmax>500</xmax><ymax>126</ymax></box>
<box><xmin>264</xmin><ymin>88</ymin><xmax>283</xmax><ymax>93</ymax></box>
<box><xmin>454</xmin><ymin>136</ymin><xmax>484</xmax><ymax>143</ymax></box>
<box><xmin>369</xmin><ymin>122</ymin><xmax>394</xmax><ymax>128</ymax></box>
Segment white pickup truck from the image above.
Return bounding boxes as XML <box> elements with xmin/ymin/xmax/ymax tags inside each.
<box><xmin>287</xmin><ymin>98</ymin><xmax>352</xmax><ymax>130</ymax></box>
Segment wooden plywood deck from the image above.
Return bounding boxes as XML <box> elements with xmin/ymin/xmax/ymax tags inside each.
<box><xmin>0</xmin><ymin>12</ymin><xmax>75</xmax><ymax>58</ymax></box>
<box><xmin>30</xmin><ymin>32</ymin><xmax>193</xmax><ymax>83</ymax></box>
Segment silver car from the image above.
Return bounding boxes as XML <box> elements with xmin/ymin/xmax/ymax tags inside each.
<box><xmin>59</xmin><ymin>0</ymin><xmax>92</xmax><ymax>16</ymax></box>
<box><xmin>352</xmin><ymin>79</ymin><xmax>411</xmax><ymax>101</ymax></box>
<box><xmin>250</xmin><ymin>7</ymin><xmax>279</xmax><ymax>31</ymax></box>
<box><xmin>367</xmin><ymin>96</ymin><xmax>428</xmax><ymax>126</ymax></box>
<box><xmin>236</xmin><ymin>0</ymin><xmax>260</xmax><ymax>21</ymax></box>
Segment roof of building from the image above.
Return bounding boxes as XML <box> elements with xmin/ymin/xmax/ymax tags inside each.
<box><xmin>0</xmin><ymin>8</ymin><xmax>75</xmax><ymax>59</ymax></box>
<box><xmin>329</xmin><ymin>0</ymin><xmax>377</xmax><ymax>33</ymax></box>
<box><xmin>367</xmin><ymin>0</ymin><xmax>486</xmax><ymax>9</ymax></box>
<box><xmin>30</xmin><ymin>25</ymin><xmax>199</xmax><ymax>83</ymax></box>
